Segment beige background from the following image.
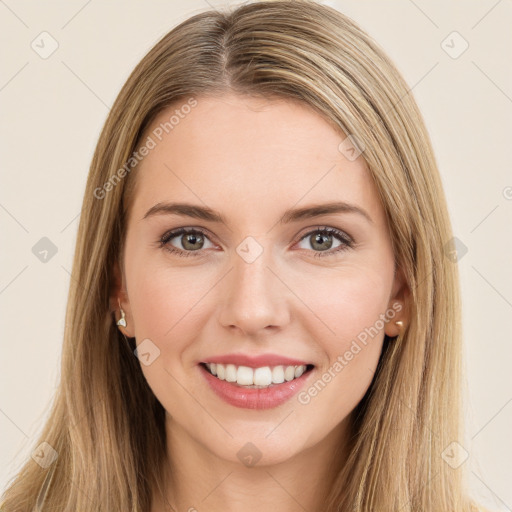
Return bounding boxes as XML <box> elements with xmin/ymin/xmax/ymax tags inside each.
<box><xmin>1</xmin><ymin>0</ymin><xmax>511</xmax><ymax>509</ymax></box>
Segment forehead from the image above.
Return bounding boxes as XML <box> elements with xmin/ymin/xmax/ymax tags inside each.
<box><xmin>130</xmin><ymin>93</ymin><xmax>384</xmax><ymax>228</ymax></box>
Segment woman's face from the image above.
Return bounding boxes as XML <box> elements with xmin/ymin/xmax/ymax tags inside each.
<box><xmin>116</xmin><ymin>93</ymin><xmax>407</xmax><ymax>466</ymax></box>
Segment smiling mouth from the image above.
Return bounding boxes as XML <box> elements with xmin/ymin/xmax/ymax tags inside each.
<box><xmin>200</xmin><ymin>362</ymin><xmax>315</xmax><ymax>389</ymax></box>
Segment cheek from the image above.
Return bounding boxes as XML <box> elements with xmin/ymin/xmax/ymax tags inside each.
<box><xmin>126</xmin><ymin>258</ymin><xmax>215</xmax><ymax>412</ymax></box>
<box><xmin>295</xmin><ymin>261</ymin><xmax>392</xmax><ymax>347</ymax></box>
<box><xmin>293</xmin><ymin>281</ymin><xmax>387</xmax><ymax>426</ymax></box>
<box><xmin>126</xmin><ymin>252</ymin><xmax>215</xmax><ymax>361</ymax></box>
<box><xmin>292</xmin><ymin>263</ymin><xmax>392</xmax><ymax>417</ymax></box>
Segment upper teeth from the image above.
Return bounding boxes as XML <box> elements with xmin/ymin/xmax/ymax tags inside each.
<box><xmin>204</xmin><ymin>363</ymin><xmax>308</xmax><ymax>387</ymax></box>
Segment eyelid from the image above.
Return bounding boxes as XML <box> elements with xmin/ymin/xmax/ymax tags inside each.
<box><xmin>294</xmin><ymin>225</ymin><xmax>353</xmax><ymax>244</ymax></box>
<box><xmin>160</xmin><ymin>226</ymin><xmax>219</xmax><ymax>249</ymax></box>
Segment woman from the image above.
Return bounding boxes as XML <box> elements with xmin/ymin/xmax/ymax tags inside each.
<box><xmin>1</xmin><ymin>1</ymin><xmax>489</xmax><ymax>510</ymax></box>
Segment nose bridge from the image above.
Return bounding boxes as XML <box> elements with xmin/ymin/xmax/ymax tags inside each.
<box><xmin>218</xmin><ymin>234</ymin><xmax>289</xmax><ymax>333</ymax></box>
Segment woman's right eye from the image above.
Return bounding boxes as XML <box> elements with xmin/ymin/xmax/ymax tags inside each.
<box><xmin>160</xmin><ymin>228</ymin><xmax>215</xmax><ymax>257</ymax></box>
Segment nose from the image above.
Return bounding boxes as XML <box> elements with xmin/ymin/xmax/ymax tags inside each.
<box><xmin>217</xmin><ymin>239</ymin><xmax>291</xmax><ymax>337</ymax></box>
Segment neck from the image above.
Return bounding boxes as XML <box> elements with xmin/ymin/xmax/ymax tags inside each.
<box><xmin>152</xmin><ymin>413</ymin><xmax>351</xmax><ymax>512</ymax></box>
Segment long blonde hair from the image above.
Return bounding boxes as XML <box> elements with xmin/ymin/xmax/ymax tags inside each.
<box><xmin>1</xmin><ymin>1</ymin><xmax>482</xmax><ymax>510</ymax></box>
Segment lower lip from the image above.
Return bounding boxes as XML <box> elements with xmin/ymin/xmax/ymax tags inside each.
<box><xmin>199</xmin><ymin>364</ymin><xmax>313</xmax><ymax>410</ymax></box>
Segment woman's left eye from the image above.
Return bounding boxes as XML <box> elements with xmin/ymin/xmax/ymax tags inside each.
<box><xmin>295</xmin><ymin>227</ymin><xmax>354</xmax><ymax>258</ymax></box>
<box><xmin>159</xmin><ymin>226</ymin><xmax>353</xmax><ymax>258</ymax></box>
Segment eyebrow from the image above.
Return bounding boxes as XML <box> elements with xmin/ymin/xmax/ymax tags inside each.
<box><xmin>142</xmin><ymin>201</ymin><xmax>373</xmax><ymax>225</ymax></box>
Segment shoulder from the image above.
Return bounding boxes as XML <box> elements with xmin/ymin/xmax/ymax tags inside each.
<box><xmin>472</xmin><ymin>503</ymin><xmax>498</xmax><ymax>512</ymax></box>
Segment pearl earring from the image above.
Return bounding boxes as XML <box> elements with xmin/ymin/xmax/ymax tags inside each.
<box><xmin>117</xmin><ymin>299</ymin><xmax>127</xmax><ymax>328</ymax></box>
<box><xmin>395</xmin><ymin>320</ymin><xmax>404</xmax><ymax>333</ymax></box>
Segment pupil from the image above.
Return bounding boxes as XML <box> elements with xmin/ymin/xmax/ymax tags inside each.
<box><xmin>184</xmin><ymin>233</ymin><xmax>202</xmax><ymax>250</ymax></box>
<box><xmin>313</xmin><ymin>233</ymin><xmax>331</xmax><ymax>250</ymax></box>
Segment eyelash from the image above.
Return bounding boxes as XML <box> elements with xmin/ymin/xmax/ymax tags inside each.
<box><xmin>159</xmin><ymin>226</ymin><xmax>354</xmax><ymax>259</ymax></box>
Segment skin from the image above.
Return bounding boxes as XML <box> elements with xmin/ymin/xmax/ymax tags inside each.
<box><xmin>112</xmin><ymin>93</ymin><xmax>409</xmax><ymax>512</ymax></box>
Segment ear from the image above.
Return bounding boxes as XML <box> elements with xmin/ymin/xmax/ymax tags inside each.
<box><xmin>110</xmin><ymin>259</ymin><xmax>136</xmax><ymax>338</ymax></box>
<box><xmin>384</xmin><ymin>265</ymin><xmax>410</xmax><ymax>338</ymax></box>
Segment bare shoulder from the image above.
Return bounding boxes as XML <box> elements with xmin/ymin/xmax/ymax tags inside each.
<box><xmin>472</xmin><ymin>503</ymin><xmax>499</xmax><ymax>512</ymax></box>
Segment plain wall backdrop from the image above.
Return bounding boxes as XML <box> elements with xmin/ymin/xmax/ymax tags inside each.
<box><xmin>1</xmin><ymin>0</ymin><xmax>511</xmax><ymax>509</ymax></box>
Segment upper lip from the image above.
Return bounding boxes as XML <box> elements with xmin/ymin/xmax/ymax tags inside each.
<box><xmin>201</xmin><ymin>353</ymin><xmax>313</xmax><ymax>368</ymax></box>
